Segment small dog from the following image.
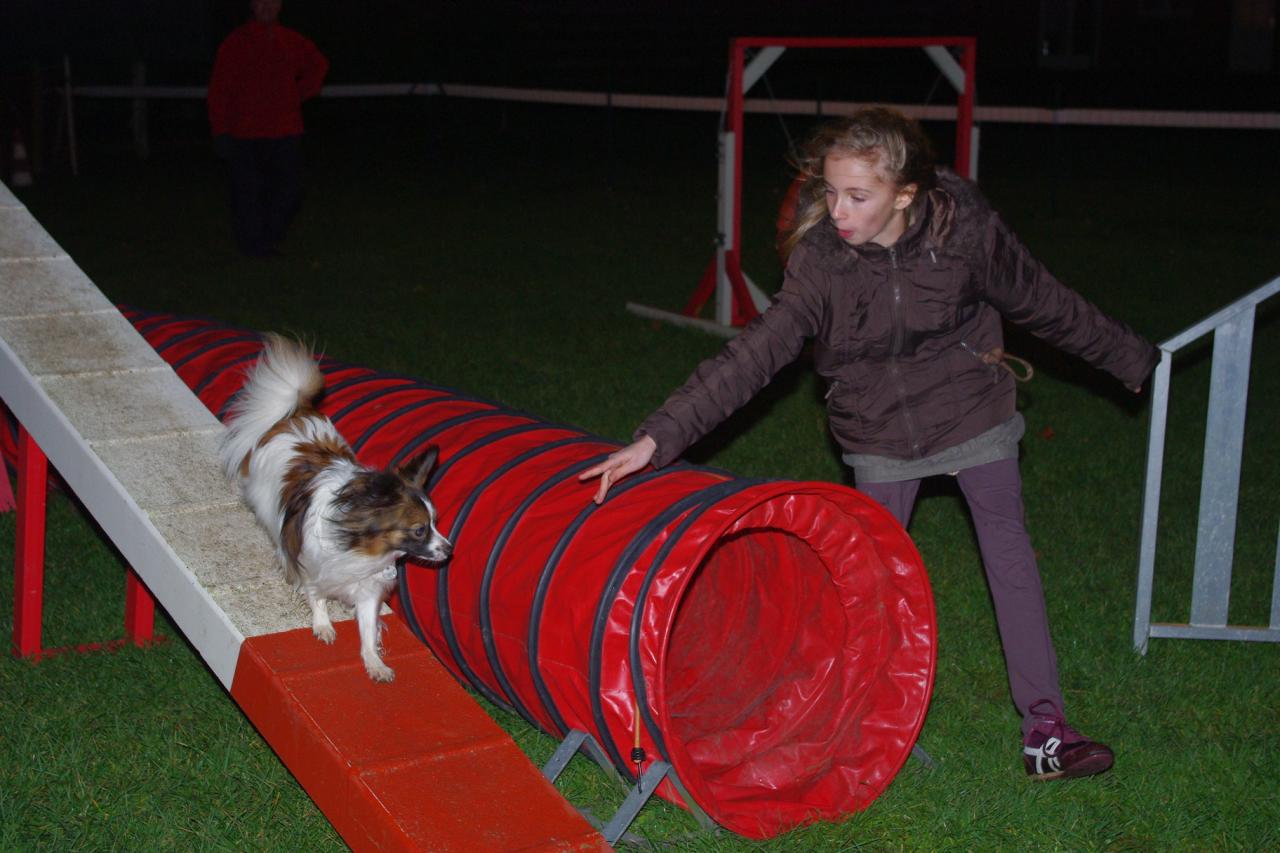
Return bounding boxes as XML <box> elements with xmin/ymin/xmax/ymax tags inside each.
<box><xmin>220</xmin><ymin>334</ymin><xmax>452</xmax><ymax>682</ymax></box>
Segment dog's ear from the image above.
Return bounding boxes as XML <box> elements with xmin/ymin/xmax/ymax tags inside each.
<box><xmin>402</xmin><ymin>445</ymin><xmax>439</xmax><ymax>490</ymax></box>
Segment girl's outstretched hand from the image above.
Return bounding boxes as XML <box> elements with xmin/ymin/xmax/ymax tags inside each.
<box><xmin>579</xmin><ymin>435</ymin><xmax>657</xmax><ymax>504</ymax></box>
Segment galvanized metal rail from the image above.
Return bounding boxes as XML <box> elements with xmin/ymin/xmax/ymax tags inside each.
<box><xmin>1133</xmin><ymin>275</ymin><xmax>1280</xmax><ymax>652</ymax></box>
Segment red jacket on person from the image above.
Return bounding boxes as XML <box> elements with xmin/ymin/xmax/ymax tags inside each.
<box><xmin>208</xmin><ymin>19</ymin><xmax>328</xmax><ymax>139</ymax></box>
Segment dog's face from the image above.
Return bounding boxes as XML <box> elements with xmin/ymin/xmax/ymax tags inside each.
<box><xmin>331</xmin><ymin>447</ymin><xmax>452</xmax><ymax>565</ymax></box>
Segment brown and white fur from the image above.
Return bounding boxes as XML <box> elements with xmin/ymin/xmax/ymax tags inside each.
<box><xmin>220</xmin><ymin>335</ymin><xmax>452</xmax><ymax>682</ymax></box>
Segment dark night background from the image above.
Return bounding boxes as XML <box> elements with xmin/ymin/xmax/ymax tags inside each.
<box><xmin>2</xmin><ymin>6</ymin><xmax>1279</xmax><ymax>850</ymax></box>
<box><xmin>2</xmin><ymin>1</ymin><xmax>1279</xmax><ymax>110</ymax></box>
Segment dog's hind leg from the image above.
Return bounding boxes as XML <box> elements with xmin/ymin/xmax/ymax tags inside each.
<box><xmin>355</xmin><ymin>596</ymin><xmax>394</xmax><ymax>682</ymax></box>
<box><xmin>306</xmin><ymin>591</ymin><xmax>336</xmax><ymax>644</ymax></box>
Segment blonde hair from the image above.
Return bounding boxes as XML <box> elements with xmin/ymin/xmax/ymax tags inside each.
<box><xmin>780</xmin><ymin>106</ymin><xmax>937</xmax><ymax>258</ymax></box>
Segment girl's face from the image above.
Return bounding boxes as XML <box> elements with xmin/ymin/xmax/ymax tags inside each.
<box><xmin>823</xmin><ymin>153</ymin><xmax>917</xmax><ymax>248</ymax></box>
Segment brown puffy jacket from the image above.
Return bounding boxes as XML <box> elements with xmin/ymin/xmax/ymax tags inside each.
<box><xmin>637</xmin><ymin>169</ymin><xmax>1159</xmax><ymax>467</ymax></box>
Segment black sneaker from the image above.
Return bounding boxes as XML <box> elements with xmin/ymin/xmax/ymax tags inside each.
<box><xmin>1023</xmin><ymin>712</ymin><xmax>1114</xmax><ymax>781</ymax></box>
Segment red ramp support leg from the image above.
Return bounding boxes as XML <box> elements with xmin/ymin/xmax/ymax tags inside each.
<box><xmin>0</xmin><ymin>439</ymin><xmax>15</xmax><ymax>511</ymax></box>
<box><xmin>124</xmin><ymin>567</ymin><xmax>155</xmax><ymax>646</ymax></box>
<box><xmin>13</xmin><ymin>425</ymin><xmax>47</xmax><ymax>659</ymax></box>
<box><xmin>6</xmin><ymin>425</ymin><xmax>158</xmax><ymax>657</ymax></box>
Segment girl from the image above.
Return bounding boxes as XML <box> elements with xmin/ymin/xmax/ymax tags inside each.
<box><xmin>581</xmin><ymin>107</ymin><xmax>1158</xmax><ymax>780</ymax></box>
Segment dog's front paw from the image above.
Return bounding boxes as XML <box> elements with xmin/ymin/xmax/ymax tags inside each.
<box><xmin>313</xmin><ymin>623</ymin><xmax>337</xmax><ymax>645</ymax></box>
<box><xmin>366</xmin><ymin>662</ymin><xmax>395</xmax><ymax>683</ymax></box>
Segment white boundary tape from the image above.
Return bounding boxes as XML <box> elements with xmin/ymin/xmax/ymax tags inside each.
<box><xmin>68</xmin><ymin>82</ymin><xmax>1280</xmax><ymax>130</ymax></box>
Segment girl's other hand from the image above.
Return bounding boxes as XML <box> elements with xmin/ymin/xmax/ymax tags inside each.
<box><xmin>578</xmin><ymin>435</ymin><xmax>658</xmax><ymax>504</ymax></box>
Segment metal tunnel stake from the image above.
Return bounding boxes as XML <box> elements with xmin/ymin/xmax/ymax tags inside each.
<box><xmin>541</xmin><ymin>728</ymin><xmax>717</xmax><ymax>847</ymax></box>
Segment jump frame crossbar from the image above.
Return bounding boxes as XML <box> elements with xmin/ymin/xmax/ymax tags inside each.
<box><xmin>628</xmin><ymin>35</ymin><xmax>977</xmax><ymax>336</ymax></box>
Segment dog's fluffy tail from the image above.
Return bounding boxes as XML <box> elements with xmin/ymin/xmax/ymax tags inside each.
<box><xmin>220</xmin><ymin>334</ymin><xmax>324</xmax><ymax>482</ymax></box>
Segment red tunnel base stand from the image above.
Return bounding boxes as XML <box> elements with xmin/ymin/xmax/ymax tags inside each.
<box><xmin>230</xmin><ymin>618</ymin><xmax>608</xmax><ymax>852</ymax></box>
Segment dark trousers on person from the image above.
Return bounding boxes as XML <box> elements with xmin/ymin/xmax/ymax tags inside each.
<box><xmin>226</xmin><ymin>134</ymin><xmax>303</xmax><ymax>257</ymax></box>
<box><xmin>857</xmin><ymin>458</ymin><xmax>1065</xmax><ymax>736</ymax></box>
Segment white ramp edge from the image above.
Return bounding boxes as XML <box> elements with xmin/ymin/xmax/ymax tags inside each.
<box><xmin>0</xmin><ymin>178</ymin><xmax>310</xmax><ymax>688</ymax></box>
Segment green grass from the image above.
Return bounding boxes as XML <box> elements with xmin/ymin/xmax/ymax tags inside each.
<box><xmin>4</xmin><ymin>99</ymin><xmax>1280</xmax><ymax>850</ymax></box>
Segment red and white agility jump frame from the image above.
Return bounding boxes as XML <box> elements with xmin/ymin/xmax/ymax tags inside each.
<box><xmin>628</xmin><ymin>36</ymin><xmax>977</xmax><ymax>336</ymax></box>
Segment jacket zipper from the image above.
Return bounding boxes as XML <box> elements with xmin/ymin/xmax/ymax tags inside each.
<box><xmin>887</xmin><ymin>246</ymin><xmax>922</xmax><ymax>457</ymax></box>
<box><xmin>888</xmin><ymin>247</ymin><xmax>904</xmax><ymax>356</ymax></box>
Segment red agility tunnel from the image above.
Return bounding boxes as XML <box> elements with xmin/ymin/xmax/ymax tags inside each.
<box><xmin>123</xmin><ymin>307</ymin><xmax>937</xmax><ymax>839</ymax></box>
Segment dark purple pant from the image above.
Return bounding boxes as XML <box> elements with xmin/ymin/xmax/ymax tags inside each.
<box><xmin>858</xmin><ymin>458</ymin><xmax>1064</xmax><ymax>735</ymax></box>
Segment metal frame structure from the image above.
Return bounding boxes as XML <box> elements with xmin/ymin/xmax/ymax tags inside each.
<box><xmin>1133</xmin><ymin>275</ymin><xmax>1280</xmax><ymax>653</ymax></box>
<box><xmin>541</xmin><ymin>728</ymin><xmax>716</xmax><ymax>846</ymax></box>
<box><xmin>540</xmin><ymin>727</ymin><xmax>936</xmax><ymax>845</ymax></box>
<box><xmin>629</xmin><ymin>35</ymin><xmax>977</xmax><ymax>336</ymax></box>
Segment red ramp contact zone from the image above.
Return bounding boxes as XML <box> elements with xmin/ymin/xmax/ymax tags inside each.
<box><xmin>231</xmin><ymin>617</ymin><xmax>608</xmax><ymax>852</ymax></box>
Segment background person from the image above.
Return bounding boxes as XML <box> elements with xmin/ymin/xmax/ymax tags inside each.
<box><xmin>581</xmin><ymin>106</ymin><xmax>1158</xmax><ymax>782</ymax></box>
<box><xmin>208</xmin><ymin>0</ymin><xmax>328</xmax><ymax>257</ymax></box>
